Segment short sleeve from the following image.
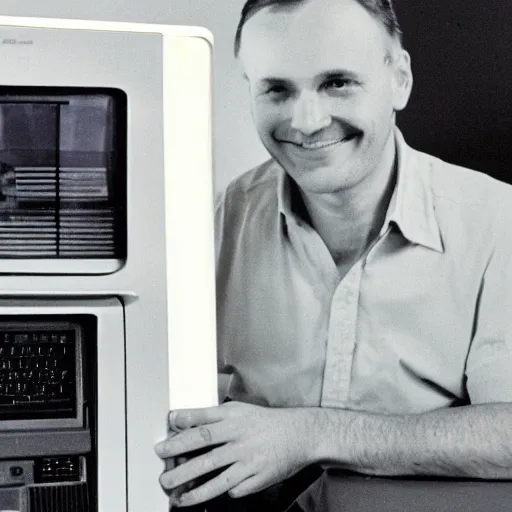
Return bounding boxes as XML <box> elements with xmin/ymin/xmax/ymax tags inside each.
<box><xmin>466</xmin><ymin>211</ymin><xmax>512</xmax><ymax>404</ymax></box>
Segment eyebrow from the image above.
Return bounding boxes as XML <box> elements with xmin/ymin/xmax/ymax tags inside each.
<box><xmin>316</xmin><ymin>69</ymin><xmax>364</xmax><ymax>81</ymax></box>
<box><xmin>255</xmin><ymin>68</ymin><xmax>364</xmax><ymax>89</ymax></box>
<box><xmin>256</xmin><ymin>77</ymin><xmax>292</xmax><ymax>89</ymax></box>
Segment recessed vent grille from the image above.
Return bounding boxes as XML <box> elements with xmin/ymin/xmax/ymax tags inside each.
<box><xmin>0</xmin><ymin>208</ymin><xmax>115</xmax><ymax>258</ymax></box>
<box><xmin>29</xmin><ymin>483</ymin><xmax>89</xmax><ymax>512</ymax></box>
<box><xmin>0</xmin><ymin>165</ymin><xmax>115</xmax><ymax>257</ymax></box>
<box><xmin>5</xmin><ymin>166</ymin><xmax>108</xmax><ymax>201</ymax></box>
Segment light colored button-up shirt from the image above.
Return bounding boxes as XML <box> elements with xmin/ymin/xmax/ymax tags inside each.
<box><xmin>215</xmin><ymin>129</ymin><xmax>512</xmax><ymax>414</ymax></box>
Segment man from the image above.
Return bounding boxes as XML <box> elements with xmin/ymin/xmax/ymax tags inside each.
<box><xmin>155</xmin><ymin>0</ymin><xmax>512</xmax><ymax>509</ymax></box>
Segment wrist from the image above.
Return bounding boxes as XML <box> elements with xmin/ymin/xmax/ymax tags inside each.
<box><xmin>292</xmin><ymin>407</ymin><xmax>349</xmax><ymax>466</ymax></box>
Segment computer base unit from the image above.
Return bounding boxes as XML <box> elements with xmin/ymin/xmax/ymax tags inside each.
<box><xmin>0</xmin><ymin>15</ymin><xmax>216</xmax><ymax>512</ymax></box>
<box><xmin>0</xmin><ymin>457</ymin><xmax>89</xmax><ymax>512</ymax></box>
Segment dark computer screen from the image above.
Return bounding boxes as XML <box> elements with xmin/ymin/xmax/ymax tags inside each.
<box><xmin>0</xmin><ymin>87</ymin><xmax>127</xmax><ymax>261</ymax></box>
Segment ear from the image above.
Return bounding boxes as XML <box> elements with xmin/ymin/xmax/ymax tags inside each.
<box><xmin>392</xmin><ymin>49</ymin><xmax>413</xmax><ymax>111</ymax></box>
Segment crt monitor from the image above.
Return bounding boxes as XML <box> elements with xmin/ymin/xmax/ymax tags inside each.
<box><xmin>0</xmin><ymin>87</ymin><xmax>127</xmax><ymax>273</ymax></box>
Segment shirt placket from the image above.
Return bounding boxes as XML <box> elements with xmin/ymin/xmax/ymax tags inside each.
<box><xmin>320</xmin><ymin>261</ymin><xmax>363</xmax><ymax>408</ymax></box>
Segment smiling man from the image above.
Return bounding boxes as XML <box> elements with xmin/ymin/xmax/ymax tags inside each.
<box><xmin>155</xmin><ymin>0</ymin><xmax>512</xmax><ymax>510</ymax></box>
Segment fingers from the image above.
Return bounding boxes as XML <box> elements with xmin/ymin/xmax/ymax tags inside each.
<box><xmin>228</xmin><ymin>473</ymin><xmax>270</xmax><ymax>499</ymax></box>
<box><xmin>162</xmin><ymin>456</ymin><xmax>195</xmax><ymax>505</ymax></box>
<box><xmin>155</xmin><ymin>413</ymin><xmax>239</xmax><ymax>459</ymax></box>
<box><xmin>159</xmin><ymin>445</ymin><xmax>235</xmax><ymax>491</ymax></box>
<box><xmin>168</xmin><ymin>405</ymin><xmax>226</xmax><ymax>431</ymax></box>
<box><xmin>155</xmin><ymin>422</ymin><xmax>230</xmax><ymax>458</ymax></box>
<box><xmin>177</xmin><ymin>462</ymin><xmax>253</xmax><ymax>507</ymax></box>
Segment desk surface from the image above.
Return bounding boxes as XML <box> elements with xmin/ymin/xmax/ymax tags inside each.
<box><xmin>307</xmin><ymin>471</ymin><xmax>512</xmax><ymax>512</ymax></box>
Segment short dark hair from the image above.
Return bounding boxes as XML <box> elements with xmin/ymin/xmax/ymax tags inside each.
<box><xmin>233</xmin><ymin>0</ymin><xmax>402</xmax><ymax>57</ymax></box>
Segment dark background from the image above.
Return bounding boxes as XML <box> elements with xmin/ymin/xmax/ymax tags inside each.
<box><xmin>395</xmin><ymin>0</ymin><xmax>512</xmax><ymax>184</ymax></box>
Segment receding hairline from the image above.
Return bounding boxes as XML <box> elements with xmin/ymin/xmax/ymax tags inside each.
<box><xmin>234</xmin><ymin>0</ymin><xmax>403</xmax><ymax>58</ymax></box>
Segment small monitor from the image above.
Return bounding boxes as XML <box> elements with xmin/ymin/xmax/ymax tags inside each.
<box><xmin>0</xmin><ymin>314</ymin><xmax>96</xmax><ymax>512</ymax></box>
<box><xmin>0</xmin><ymin>319</ymin><xmax>85</xmax><ymax>429</ymax></box>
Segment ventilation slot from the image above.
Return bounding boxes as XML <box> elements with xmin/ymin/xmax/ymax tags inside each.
<box><xmin>29</xmin><ymin>483</ymin><xmax>89</xmax><ymax>512</ymax></box>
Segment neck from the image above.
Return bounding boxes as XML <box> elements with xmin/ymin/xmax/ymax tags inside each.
<box><xmin>299</xmin><ymin>133</ymin><xmax>397</xmax><ymax>266</ymax></box>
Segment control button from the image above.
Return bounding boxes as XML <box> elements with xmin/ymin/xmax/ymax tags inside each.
<box><xmin>14</xmin><ymin>334</ymin><xmax>29</xmax><ymax>344</ymax></box>
<box><xmin>10</xmin><ymin>465</ymin><xmax>23</xmax><ymax>477</ymax></box>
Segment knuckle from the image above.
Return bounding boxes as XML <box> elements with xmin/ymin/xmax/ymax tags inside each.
<box><xmin>221</xmin><ymin>472</ymin><xmax>234</xmax><ymax>487</ymax></box>
<box><xmin>172</xmin><ymin>433</ymin><xmax>191</xmax><ymax>453</ymax></box>
<box><xmin>221</xmin><ymin>401</ymin><xmax>233</xmax><ymax>410</ymax></box>
<box><xmin>202</xmin><ymin>454</ymin><xmax>216</xmax><ymax>473</ymax></box>
<box><xmin>227</xmin><ymin>441</ymin><xmax>244</xmax><ymax>461</ymax></box>
<box><xmin>220</xmin><ymin>401</ymin><xmax>236</xmax><ymax>416</ymax></box>
<box><xmin>198</xmin><ymin>426</ymin><xmax>213</xmax><ymax>445</ymax></box>
<box><xmin>228</xmin><ymin>402</ymin><xmax>243</xmax><ymax>415</ymax></box>
<box><xmin>183</xmin><ymin>411</ymin><xmax>194</xmax><ymax>425</ymax></box>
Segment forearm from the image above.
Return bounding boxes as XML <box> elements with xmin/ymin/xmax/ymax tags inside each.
<box><xmin>304</xmin><ymin>403</ymin><xmax>512</xmax><ymax>479</ymax></box>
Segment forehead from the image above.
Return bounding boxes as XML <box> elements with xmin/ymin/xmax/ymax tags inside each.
<box><xmin>239</xmin><ymin>0</ymin><xmax>391</xmax><ymax>82</ymax></box>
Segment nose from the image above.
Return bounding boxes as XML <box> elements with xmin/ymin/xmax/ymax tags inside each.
<box><xmin>290</xmin><ymin>91</ymin><xmax>332</xmax><ymax>136</ymax></box>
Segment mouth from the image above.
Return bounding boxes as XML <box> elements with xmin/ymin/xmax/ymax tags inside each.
<box><xmin>283</xmin><ymin>133</ymin><xmax>358</xmax><ymax>151</ymax></box>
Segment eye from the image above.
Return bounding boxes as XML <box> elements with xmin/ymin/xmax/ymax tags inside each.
<box><xmin>266</xmin><ymin>84</ymin><xmax>289</xmax><ymax>96</ymax></box>
<box><xmin>322</xmin><ymin>77</ymin><xmax>355</xmax><ymax>90</ymax></box>
<box><xmin>261</xmin><ymin>84</ymin><xmax>292</xmax><ymax>103</ymax></box>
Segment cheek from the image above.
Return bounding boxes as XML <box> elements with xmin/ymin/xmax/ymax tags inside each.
<box><xmin>345</xmin><ymin>101</ymin><xmax>393</xmax><ymax>144</ymax></box>
<box><xmin>328</xmin><ymin>95</ymin><xmax>377</xmax><ymax>131</ymax></box>
<box><xmin>370</xmin><ymin>83</ymin><xmax>395</xmax><ymax>117</ymax></box>
<box><xmin>251</xmin><ymin>102</ymin><xmax>281</xmax><ymax>140</ymax></box>
<box><xmin>350</xmin><ymin>80</ymin><xmax>394</xmax><ymax>116</ymax></box>
<box><xmin>346</xmin><ymin>93</ymin><xmax>384</xmax><ymax>120</ymax></box>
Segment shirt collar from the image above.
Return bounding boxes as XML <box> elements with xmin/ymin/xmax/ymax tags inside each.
<box><xmin>277</xmin><ymin>165</ymin><xmax>293</xmax><ymax>220</ymax></box>
<box><xmin>277</xmin><ymin>128</ymin><xmax>444</xmax><ymax>253</ymax></box>
<box><xmin>389</xmin><ymin>128</ymin><xmax>444</xmax><ymax>252</ymax></box>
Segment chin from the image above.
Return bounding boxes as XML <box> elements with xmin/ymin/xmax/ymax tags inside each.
<box><xmin>288</xmin><ymin>162</ymin><xmax>364</xmax><ymax>194</ymax></box>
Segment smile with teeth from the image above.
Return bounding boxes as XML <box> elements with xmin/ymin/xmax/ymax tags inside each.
<box><xmin>299</xmin><ymin>138</ymin><xmax>344</xmax><ymax>150</ymax></box>
<box><xmin>285</xmin><ymin>133</ymin><xmax>357</xmax><ymax>150</ymax></box>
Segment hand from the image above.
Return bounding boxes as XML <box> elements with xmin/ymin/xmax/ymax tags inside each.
<box><xmin>154</xmin><ymin>401</ymin><xmax>315</xmax><ymax>507</ymax></box>
<box><xmin>157</xmin><ymin>408</ymin><xmax>205</xmax><ymax>507</ymax></box>
<box><xmin>162</xmin><ymin>453</ymin><xmax>194</xmax><ymax>507</ymax></box>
